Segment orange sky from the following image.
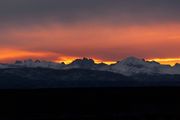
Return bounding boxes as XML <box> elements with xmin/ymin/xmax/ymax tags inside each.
<box><xmin>0</xmin><ymin>22</ymin><xmax>180</xmax><ymax>65</ymax></box>
<box><xmin>0</xmin><ymin>0</ymin><xmax>180</xmax><ymax>66</ymax></box>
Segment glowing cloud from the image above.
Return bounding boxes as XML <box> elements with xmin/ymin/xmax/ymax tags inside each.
<box><xmin>148</xmin><ymin>58</ymin><xmax>180</xmax><ymax>66</ymax></box>
<box><xmin>0</xmin><ymin>49</ymin><xmax>57</xmax><ymax>63</ymax></box>
<box><xmin>0</xmin><ymin>1</ymin><xmax>180</xmax><ymax>65</ymax></box>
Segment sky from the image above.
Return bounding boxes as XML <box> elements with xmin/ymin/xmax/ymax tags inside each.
<box><xmin>0</xmin><ymin>0</ymin><xmax>180</xmax><ymax>65</ymax></box>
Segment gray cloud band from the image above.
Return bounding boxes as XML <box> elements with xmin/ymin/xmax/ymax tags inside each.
<box><xmin>0</xmin><ymin>0</ymin><xmax>179</xmax><ymax>26</ymax></box>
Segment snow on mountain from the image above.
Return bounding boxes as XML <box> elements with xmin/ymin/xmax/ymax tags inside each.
<box><xmin>0</xmin><ymin>64</ymin><xmax>9</xmax><ymax>69</ymax></box>
<box><xmin>174</xmin><ymin>63</ymin><xmax>180</xmax><ymax>69</ymax></box>
<box><xmin>110</xmin><ymin>57</ymin><xmax>159</xmax><ymax>75</ymax></box>
<box><xmin>109</xmin><ymin>56</ymin><xmax>176</xmax><ymax>76</ymax></box>
<box><xmin>0</xmin><ymin>57</ymin><xmax>179</xmax><ymax>76</ymax></box>
<box><xmin>12</xmin><ymin>59</ymin><xmax>65</xmax><ymax>69</ymax></box>
<box><xmin>172</xmin><ymin>64</ymin><xmax>180</xmax><ymax>74</ymax></box>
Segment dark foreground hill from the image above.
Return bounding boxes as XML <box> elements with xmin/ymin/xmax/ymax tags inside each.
<box><xmin>0</xmin><ymin>68</ymin><xmax>180</xmax><ymax>119</ymax></box>
<box><xmin>0</xmin><ymin>68</ymin><xmax>180</xmax><ymax>89</ymax></box>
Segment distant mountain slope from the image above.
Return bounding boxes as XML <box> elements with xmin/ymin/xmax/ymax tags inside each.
<box><xmin>110</xmin><ymin>57</ymin><xmax>174</xmax><ymax>75</ymax></box>
<box><xmin>0</xmin><ymin>56</ymin><xmax>180</xmax><ymax>76</ymax></box>
<box><xmin>0</xmin><ymin>68</ymin><xmax>180</xmax><ymax>89</ymax></box>
<box><xmin>0</xmin><ymin>68</ymin><xmax>135</xmax><ymax>89</ymax></box>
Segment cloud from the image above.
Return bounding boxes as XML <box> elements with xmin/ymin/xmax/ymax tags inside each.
<box><xmin>0</xmin><ymin>22</ymin><xmax>180</xmax><ymax>61</ymax></box>
<box><xmin>0</xmin><ymin>0</ymin><xmax>180</xmax><ymax>64</ymax></box>
<box><xmin>0</xmin><ymin>0</ymin><xmax>180</xmax><ymax>27</ymax></box>
<box><xmin>0</xmin><ymin>48</ymin><xmax>58</xmax><ymax>63</ymax></box>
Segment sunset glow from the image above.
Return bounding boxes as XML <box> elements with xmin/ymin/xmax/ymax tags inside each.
<box><xmin>147</xmin><ymin>58</ymin><xmax>180</xmax><ymax>66</ymax></box>
<box><xmin>54</xmin><ymin>56</ymin><xmax>116</xmax><ymax>65</ymax></box>
<box><xmin>0</xmin><ymin>0</ymin><xmax>180</xmax><ymax>66</ymax></box>
<box><xmin>54</xmin><ymin>57</ymin><xmax>180</xmax><ymax>66</ymax></box>
<box><xmin>0</xmin><ymin>49</ymin><xmax>179</xmax><ymax>66</ymax></box>
<box><xmin>0</xmin><ymin>49</ymin><xmax>57</xmax><ymax>63</ymax></box>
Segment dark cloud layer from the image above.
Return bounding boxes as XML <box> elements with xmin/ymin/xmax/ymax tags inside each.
<box><xmin>0</xmin><ymin>0</ymin><xmax>180</xmax><ymax>26</ymax></box>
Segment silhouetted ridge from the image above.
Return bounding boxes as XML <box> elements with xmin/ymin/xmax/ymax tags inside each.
<box><xmin>71</xmin><ymin>57</ymin><xmax>95</xmax><ymax>66</ymax></box>
<box><xmin>67</xmin><ymin>57</ymin><xmax>96</xmax><ymax>69</ymax></box>
<box><xmin>0</xmin><ymin>56</ymin><xmax>180</xmax><ymax>76</ymax></box>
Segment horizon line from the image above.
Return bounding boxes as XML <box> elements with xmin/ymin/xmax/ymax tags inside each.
<box><xmin>1</xmin><ymin>56</ymin><xmax>180</xmax><ymax>67</ymax></box>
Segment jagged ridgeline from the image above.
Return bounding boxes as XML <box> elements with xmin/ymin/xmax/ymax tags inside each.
<box><xmin>0</xmin><ymin>57</ymin><xmax>180</xmax><ymax>89</ymax></box>
<box><xmin>0</xmin><ymin>57</ymin><xmax>180</xmax><ymax>76</ymax></box>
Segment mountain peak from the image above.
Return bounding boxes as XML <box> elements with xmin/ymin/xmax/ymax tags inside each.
<box><xmin>174</xmin><ymin>63</ymin><xmax>180</xmax><ymax>67</ymax></box>
<box><xmin>82</xmin><ymin>57</ymin><xmax>91</xmax><ymax>60</ymax></box>
<box><xmin>68</xmin><ymin>57</ymin><xmax>96</xmax><ymax>69</ymax></box>
<box><xmin>119</xmin><ymin>56</ymin><xmax>145</xmax><ymax>65</ymax></box>
<box><xmin>34</xmin><ymin>60</ymin><xmax>41</xmax><ymax>63</ymax></box>
<box><xmin>71</xmin><ymin>57</ymin><xmax>95</xmax><ymax>64</ymax></box>
<box><xmin>147</xmin><ymin>60</ymin><xmax>160</xmax><ymax>65</ymax></box>
<box><xmin>15</xmin><ymin>60</ymin><xmax>23</xmax><ymax>64</ymax></box>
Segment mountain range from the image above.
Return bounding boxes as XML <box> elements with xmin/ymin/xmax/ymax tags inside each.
<box><xmin>1</xmin><ymin>56</ymin><xmax>180</xmax><ymax>76</ymax></box>
<box><xmin>0</xmin><ymin>56</ymin><xmax>180</xmax><ymax>88</ymax></box>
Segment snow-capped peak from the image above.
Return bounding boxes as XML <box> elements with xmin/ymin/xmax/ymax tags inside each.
<box><xmin>174</xmin><ymin>63</ymin><xmax>180</xmax><ymax>68</ymax></box>
<box><xmin>0</xmin><ymin>57</ymin><xmax>180</xmax><ymax>76</ymax></box>
<box><xmin>117</xmin><ymin>56</ymin><xmax>146</xmax><ymax>66</ymax></box>
<box><xmin>110</xmin><ymin>56</ymin><xmax>168</xmax><ymax>76</ymax></box>
<box><xmin>13</xmin><ymin>59</ymin><xmax>65</xmax><ymax>69</ymax></box>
